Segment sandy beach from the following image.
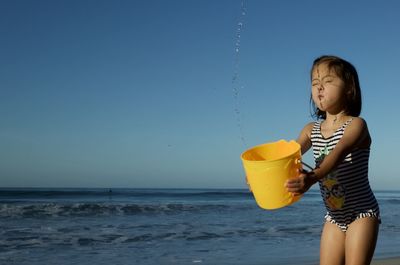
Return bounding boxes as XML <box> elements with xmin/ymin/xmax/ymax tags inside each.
<box><xmin>371</xmin><ymin>257</ymin><xmax>400</xmax><ymax>265</ymax></box>
<box><xmin>303</xmin><ymin>257</ymin><xmax>400</xmax><ymax>265</ymax></box>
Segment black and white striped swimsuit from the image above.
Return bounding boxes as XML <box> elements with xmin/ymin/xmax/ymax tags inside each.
<box><xmin>311</xmin><ymin>118</ymin><xmax>380</xmax><ymax>232</ymax></box>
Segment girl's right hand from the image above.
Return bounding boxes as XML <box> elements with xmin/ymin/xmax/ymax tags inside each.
<box><xmin>285</xmin><ymin>170</ymin><xmax>317</xmax><ymax>196</ymax></box>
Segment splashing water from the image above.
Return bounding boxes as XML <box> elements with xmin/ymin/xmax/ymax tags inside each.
<box><xmin>232</xmin><ymin>0</ymin><xmax>247</xmax><ymax>148</ymax></box>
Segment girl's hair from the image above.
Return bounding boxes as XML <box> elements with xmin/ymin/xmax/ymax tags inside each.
<box><xmin>310</xmin><ymin>55</ymin><xmax>362</xmax><ymax>119</ymax></box>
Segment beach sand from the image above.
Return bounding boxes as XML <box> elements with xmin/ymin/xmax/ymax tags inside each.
<box><xmin>371</xmin><ymin>257</ymin><xmax>400</xmax><ymax>265</ymax></box>
<box><xmin>302</xmin><ymin>257</ymin><xmax>400</xmax><ymax>265</ymax></box>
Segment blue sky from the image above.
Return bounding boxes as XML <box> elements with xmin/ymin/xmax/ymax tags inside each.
<box><xmin>1</xmin><ymin>0</ymin><xmax>399</xmax><ymax>190</ymax></box>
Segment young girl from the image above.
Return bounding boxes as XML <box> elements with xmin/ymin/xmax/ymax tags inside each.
<box><xmin>285</xmin><ymin>55</ymin><xmax>380</xmax><ymax>265</ymax></box>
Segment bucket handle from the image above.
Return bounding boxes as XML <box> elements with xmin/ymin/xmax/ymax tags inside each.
<box><xmin>295</xmin><ymin>159</ymin><xmax>314</xmax><ymax>172</ymax></box>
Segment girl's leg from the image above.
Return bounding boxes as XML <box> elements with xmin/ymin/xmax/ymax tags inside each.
<box><xmin>345</xmin><ymin>217</ymin><xmax>379</xmax><ymax>265</ymax></box>
<box><xmin>320</xmin><ymin>222</ymin><xmax>345</xmax><ymax>265</ymax></box>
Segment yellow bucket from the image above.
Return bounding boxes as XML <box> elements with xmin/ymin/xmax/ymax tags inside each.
<box><xmin>241</xmin><ymin>140</ymin><xmax>303</xmax><ymax>210</ymax></box>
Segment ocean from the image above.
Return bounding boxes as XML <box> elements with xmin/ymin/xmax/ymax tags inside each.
<box><xmin>0</xmin><ymin>188</ymin><xmax>399</xmax><ymax>265</ymax></box>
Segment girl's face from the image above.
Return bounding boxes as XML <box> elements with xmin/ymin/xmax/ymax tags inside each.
<box><xmin>311</xmin><ymin>63</ymin><xmax>346</xmax><ymax>115</ymax></box>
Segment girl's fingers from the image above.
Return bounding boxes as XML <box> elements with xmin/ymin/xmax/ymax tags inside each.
<box><xmin>285</xmin><ymin>179</ymin><xmax>300</xmax><ymax>187</ymax></box>
<box><xmin>286</xmin><ymin>179</ymin><xmax>305</xmax><ymax>194</ymax></box>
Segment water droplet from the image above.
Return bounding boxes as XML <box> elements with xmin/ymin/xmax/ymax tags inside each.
<box><xmin>231</xmin><ymin>0</ymin><xmax>247</xmax><ymax>148</ymax></box>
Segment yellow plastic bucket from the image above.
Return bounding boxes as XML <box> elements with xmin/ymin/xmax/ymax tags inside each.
<box><xmin>241</xmin><ymin>140</ymin><xmax>303</xmax><ymax>210</ymax></box>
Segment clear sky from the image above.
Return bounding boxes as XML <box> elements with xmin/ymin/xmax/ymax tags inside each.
<box><xmin>1</xmin><ymin>0</ymin><xmax>400</xmax><ymax>190</ymax></box>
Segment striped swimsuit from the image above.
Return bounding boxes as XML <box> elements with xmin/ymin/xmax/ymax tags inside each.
<box><xmin>311</xmin><ymin>119</ymin><xmax>380</xmax><ymax>232</ymax></box>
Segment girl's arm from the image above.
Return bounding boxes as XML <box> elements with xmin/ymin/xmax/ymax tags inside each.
<box><xmin>296</xmin><ymin>122</ymin><xmax>313</xmax><ymax>155</ymax></box>
<box><xmin>312</xmin><ymin>117</ymin><xmax>370</xmax><ymax>179</ymax></box>
<box><xmin>286</xmin><ymin>117</ymin><xmax>370</xmax><ymax>195</ymax></box>
<box><xmin>284</xmin><ymin>122</ymin><xmax>314</xmax><ymax>194</ymax></box>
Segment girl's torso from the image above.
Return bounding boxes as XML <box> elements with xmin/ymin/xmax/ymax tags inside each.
<box><xmin>310</xmin><ymin>119</ymin><xmax>379</xmax><ymax>216</ymax></box>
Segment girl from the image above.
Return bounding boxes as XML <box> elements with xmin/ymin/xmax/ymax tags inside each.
<box><xmin>285</xmin><ymin>55</ymin><xmax>380</xmax><ymax>265</ymax></box>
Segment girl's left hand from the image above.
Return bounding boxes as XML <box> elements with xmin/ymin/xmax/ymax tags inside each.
<box><xmin>285</xmin><ymin>171</ymin><xmax>317</xmax><ymax>196</ymax></box>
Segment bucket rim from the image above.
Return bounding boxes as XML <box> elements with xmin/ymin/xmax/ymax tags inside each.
<box><xmin>240</xmin><ymin>139</ymin><xmax>300</xmax><ymax>163</ymax></box>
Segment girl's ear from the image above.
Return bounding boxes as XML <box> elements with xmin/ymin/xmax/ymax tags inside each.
<box><xmin>345</xmin><ymin>84</ymin><xmax>354</xmax><ymax>95</ymax></box>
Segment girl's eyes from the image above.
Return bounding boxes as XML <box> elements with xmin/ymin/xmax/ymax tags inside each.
<box><xmin>312</xmin><ymin>79</ymin><xmax>333</xmax><ymax>87</ymax></box>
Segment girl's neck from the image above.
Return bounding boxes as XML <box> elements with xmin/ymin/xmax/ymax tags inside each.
<box><xmin>325</xmin><ymin>111</ymin><xmax>348</xmax><ymax>127</ymax></box>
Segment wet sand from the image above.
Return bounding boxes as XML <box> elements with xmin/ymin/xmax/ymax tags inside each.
<box><xmin>371</xmin><ymin>257</ymin><xmax>400</xmax><ymax>265</ymax></box>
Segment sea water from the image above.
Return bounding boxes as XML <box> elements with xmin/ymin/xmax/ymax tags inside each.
<box><xmin>0</xmin><ymin>188</ymin><xmax>399</xmax><ymax>265</ymax></box>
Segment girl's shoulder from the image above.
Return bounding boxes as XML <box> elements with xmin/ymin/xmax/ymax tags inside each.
<box><xmin>304</xmin><ymin>120</ymin><xmax>322</xmax><ymax>132</ymax></box>
<box><xmin>304</xmin><ymin>121</ymin><xmax>315</xmax><ymax>131</ymax></box>
<box><xmin>347</xmin><ymin>116</ymin><xmax>368</xmax><ymax>129</ymax></box>
<box><xmin>345</xmin><ymin>116</ymin><xmax>371</xmax><ymax>148</ymax></box>
<box><xmin>300</xmin><ymin>122</ymin><xmax>316</xmax><ymax>139</ymax></box>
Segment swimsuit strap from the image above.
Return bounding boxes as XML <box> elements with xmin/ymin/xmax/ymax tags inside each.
<box><xmin>312</xmin><ymin>120</ymin><xmax>322</xmax><ymax>131</ymax></box>
<box><xmin>341</xmin><ymin>118</ymin><xmax>354</xmax><ymax>130</ymax></box>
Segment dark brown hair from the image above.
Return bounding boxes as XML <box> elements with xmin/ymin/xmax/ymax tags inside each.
<box><xmin>310</xmin><ymin>55</ymin><xmax>362</xmax><ymax>119</ymax></box>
